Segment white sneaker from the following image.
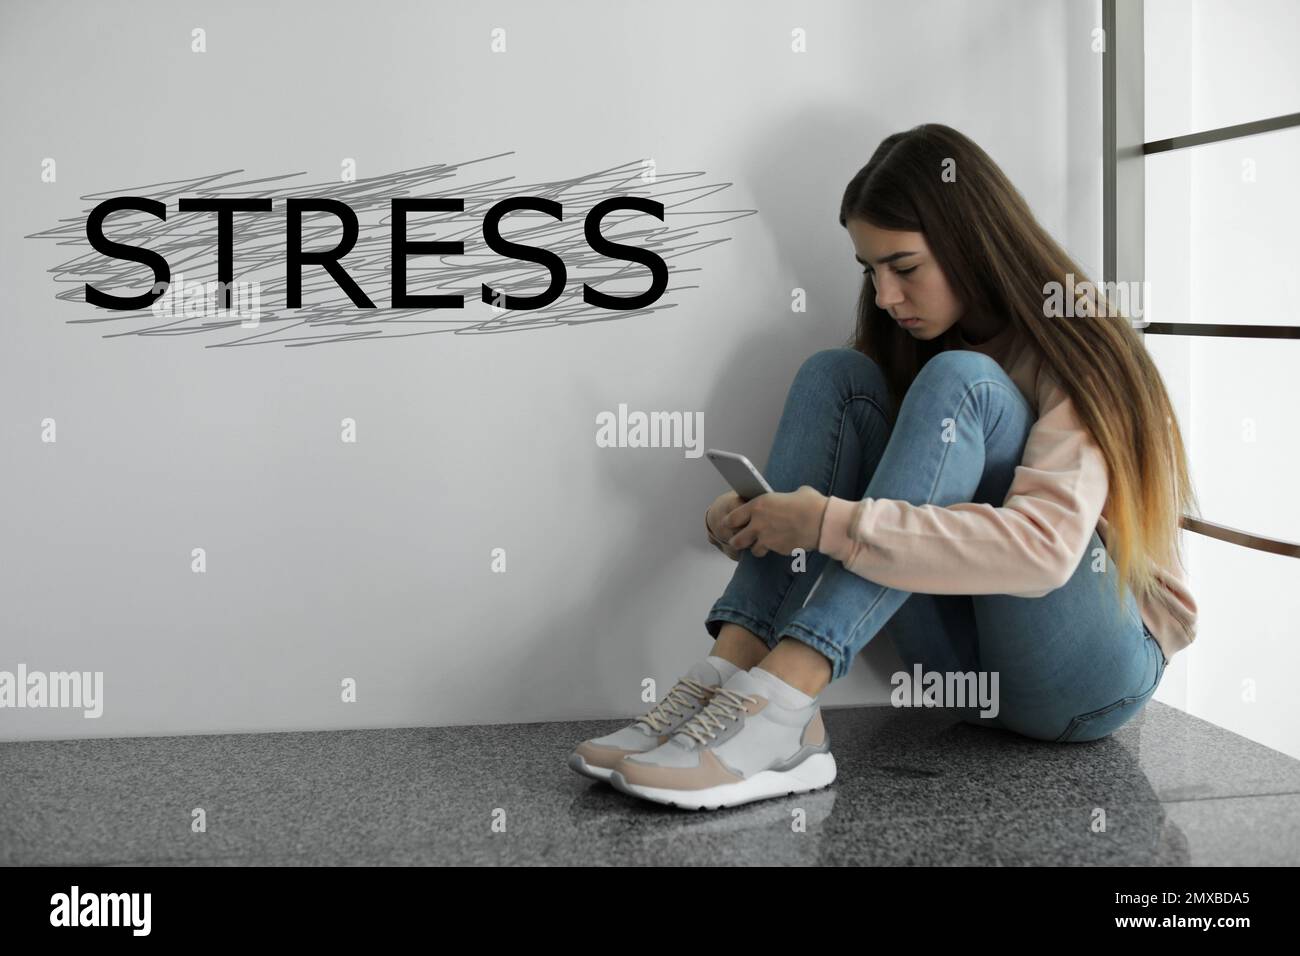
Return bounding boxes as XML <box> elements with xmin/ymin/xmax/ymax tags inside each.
<box><xmin>608</xmin><ymin>668</ymin><xmax>836</xmax><ymax>810</ymax></box>
<box><xmin>568</xmin><ymin>659</ymin><xmax>726</xmax><ymax>781</ymax></box>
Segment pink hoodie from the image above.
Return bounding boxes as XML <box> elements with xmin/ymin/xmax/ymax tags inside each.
<box><xmin>810</xmin><ymin>325</ymin><xmax>1198</xmax><ymax>665</ymax></box>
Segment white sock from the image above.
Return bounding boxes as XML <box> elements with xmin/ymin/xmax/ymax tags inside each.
<box><xmin>748</xmin><ymin>665</ymin><xmax>816</xmax><ymax>709</ymax></box>
<box><xmin>706</xmin><ymin>655</ymin><xmax>741</xmax><ymax>684</ymax></box>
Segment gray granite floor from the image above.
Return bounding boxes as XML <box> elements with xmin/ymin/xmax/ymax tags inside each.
<box><xmin>3</xmin><ymin>700</ymin><xmax>1298</xmax><ymax>866</ymax></box>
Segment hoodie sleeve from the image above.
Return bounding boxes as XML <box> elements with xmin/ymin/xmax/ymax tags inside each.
<box><xmin>816</xmin><ymin>368</ymin><xmax>1110</xmax><ymax>597</ymax></box>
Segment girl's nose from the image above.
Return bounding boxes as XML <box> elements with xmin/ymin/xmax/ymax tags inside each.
<box><xmin>874</xmin><ymin>274</ymin><xmax>904</xmax><ymax>311</ymax></box>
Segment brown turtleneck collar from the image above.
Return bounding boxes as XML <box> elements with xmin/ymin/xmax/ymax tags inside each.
<box><xmin>954</xmin><ymin>320</ymin><xmax>1019</xmax><ymax>359</ymax></box>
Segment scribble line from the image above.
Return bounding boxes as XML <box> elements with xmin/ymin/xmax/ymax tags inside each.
<box><xmin>27</xmin><ymin>153</ymin><xmax>757</xmax><ymax>348</ymax></box>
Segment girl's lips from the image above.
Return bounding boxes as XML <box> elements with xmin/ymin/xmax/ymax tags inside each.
<box><xmin>896</xmin><ymin>317</ymin><xmax>922</xmax><ymax>326</ymax></box>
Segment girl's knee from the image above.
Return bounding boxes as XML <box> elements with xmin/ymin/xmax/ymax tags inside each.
<box><xmin>915</xmin><ymin>348</ymin><xmax>1004</xmax><ymax>383</ymax></box>
<box><xmin>797</xmin><ymin>347</ymin><xmax>884</xmax><ymax>388</ymax></box>
<box><xmin>794</xmin><ymin>350</ymin><xmax>892</xmax><ymax>423</ymax></box>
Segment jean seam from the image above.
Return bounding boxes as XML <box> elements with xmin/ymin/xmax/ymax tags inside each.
<box><xmin>826</xmin><ymin>391</ymin><xmax>890</xmax><ymax>507</ymax></box>
<box><xmin>1055</xmin><ymin>636</ymin><xmax>1164</xmax><ymax>742</ymax></box>
<box><xmin>768</xmin><ymin>392</ymin><xmax>889</xmax><ymax>633</ymax></box>
<box><xmin>923</xmin><ymin>378</ymin><xmax>1025</xmax><ymax>503</ymax></box>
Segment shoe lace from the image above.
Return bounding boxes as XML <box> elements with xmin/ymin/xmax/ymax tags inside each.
<box><xmin>635</xmin><ymin>678</ymin><xmax>716</xmax><ymax>734</ymax></box>
<box><xmin>675</xmin><ymin>688</ymin><xmax>758</xmax><ymax>746</ymax></box>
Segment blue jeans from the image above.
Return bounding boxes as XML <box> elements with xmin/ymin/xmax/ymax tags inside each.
<box><xmin>704</xmin><ymin>348</ymin><xmax>1167</xmax><ymax>743</ymax></box>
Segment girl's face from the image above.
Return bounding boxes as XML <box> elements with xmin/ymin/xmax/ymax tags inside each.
<box><xmin>845</xmin><ymin>218</ymin><xmax>964</xmax><ymax>339</ymax></box>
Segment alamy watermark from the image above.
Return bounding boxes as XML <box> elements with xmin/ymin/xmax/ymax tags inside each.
<box><xmin>150</xmin><ymin>273</ymin><xmax>262</xmax><ymax>325</ymax></box>
<box><xmin>891</xmin><ymin>663</ymin><xmax>1000</xmax><ymax>719</ymax></box>
<box><xmin>0</xmin><ymin>664</ymin><xmax>103</xmax><ymax>717</ymax></box>
<box><xmin>595</xmin><ymin>403</ymin><xmax>703</xmax><ymax>459</ymax></box>
<box><xmin>1043</xmin><ymin>275</ymin><xmax>1150</xmax><ymax>325</ymax></box>
<box><xmin>49</xmin><ymin>885</ymin><xmax>150</xmax><ymax>935</ymax></box>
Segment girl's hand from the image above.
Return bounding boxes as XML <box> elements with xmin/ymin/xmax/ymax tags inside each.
<box><xmin>705</xmin><ymin>490</ymin><xmax>744</xmax><ymax>561</ymax></box>
<box><xmin>722</xmin><ymin>485</ymin><xmax>829</xmax><ymax>558</ymax></box>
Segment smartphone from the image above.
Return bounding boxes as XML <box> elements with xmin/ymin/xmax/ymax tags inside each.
<box><xmin>706</xmin><ymin>448</ymin><xmax>774</xmax><ymax>500</ymax></box>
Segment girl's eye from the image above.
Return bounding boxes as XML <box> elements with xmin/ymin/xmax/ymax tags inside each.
<box><xmin>862</xmin><ymin>266</ymin><xmax>917</xmax><ymax>278</ymax></box>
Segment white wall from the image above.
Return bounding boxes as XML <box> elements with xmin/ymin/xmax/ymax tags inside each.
<box><xmin>1145</xmin><ymin>0</ymin><xmax>1300</xmax><ymax>759</ymax></box>
<box><xmin>0</xmin><ymin>0</ymin><xmax>1105</xmax><ymax>741</ymax></box>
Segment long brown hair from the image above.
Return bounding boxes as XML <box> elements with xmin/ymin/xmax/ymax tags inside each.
<box><xmin>839</xmin><ymin>122</ymin><xmax>1199</xmax><ymax>610</ymax></box>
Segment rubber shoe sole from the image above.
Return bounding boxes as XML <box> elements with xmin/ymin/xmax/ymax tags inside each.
<box><xmin>607</xmin><ymin>751</ymin><xmax>837</xmax><ymax>810</ymax></box>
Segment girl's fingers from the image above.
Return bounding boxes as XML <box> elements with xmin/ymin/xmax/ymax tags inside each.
<box><xmin>727</xmin><ymin>506</ymin><xmax>751</xmax><ymax>530</ymax></box>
